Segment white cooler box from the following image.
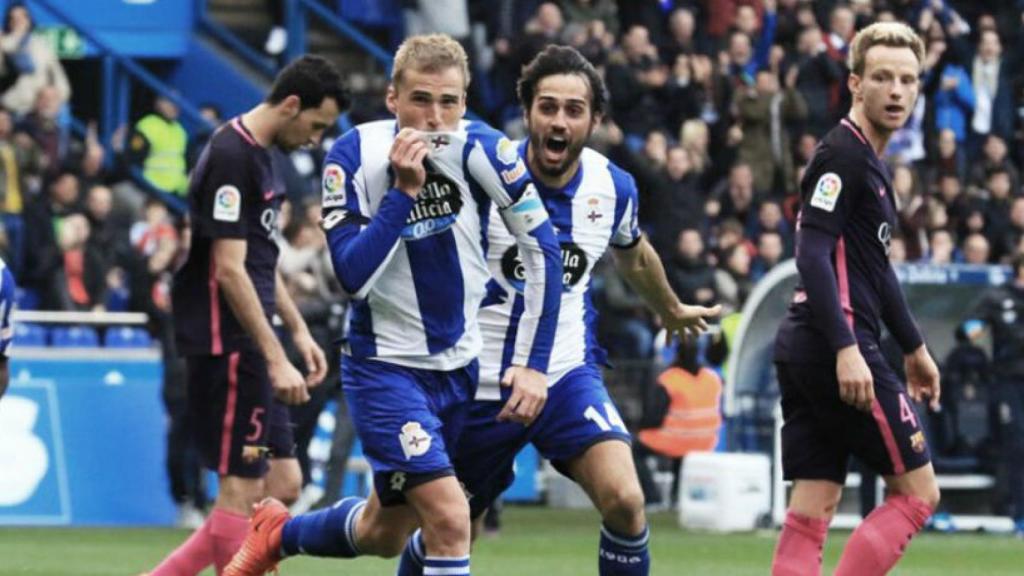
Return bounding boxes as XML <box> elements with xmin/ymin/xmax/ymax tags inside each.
<box><xmin>678</xmin><ymin>452</ymin><xmax>771</xmax><ymax>532</ymax></box>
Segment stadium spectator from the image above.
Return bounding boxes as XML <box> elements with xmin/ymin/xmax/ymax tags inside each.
<box><xmin>18</xmin><ymin>85</ymin><xmax>67</xmax><ymax>176</ymax></box>
<box><xmin>714</xmin><ymin>242</ymin><xmax>753</xmax><ymax>313</ymax></box>
<box><xmin>751</xmin><ymin>229</ymin><xmax>785</xmax><ymax>282</ymax></box>
<box><xmin>735</xmin><ymin>68</ymin><xmax>807</xmax><ymax>195</ymax></box>
<box><xmin>984</xmin><ymin>167</ymin><xmax>1016</xmax><ymax>260</ymax></box>
<box><xmin>892</xmin><ymin>163</ymin><xmax>928</xmax><ymax>260</ymax></box>
<box><xmin>968</xmin><ymin>29</ymin><xmax>1015</xmax><ymax>150</ymax></box>
<box><xmin>711</xmin><ymin>162</ymin><xmax>760</xmax><ymax>230</ymax></box>
<box><xmin>636</xmin><ymin>336</ymin><xmax>723</xmax><ymax>509</ymax></box>
<box><xmin>21</xmin><ymin>169</ymin><xmax>85</xmax><ymax>309</ymax></box>
<box><xmin>928</xmin><ymin>228</ymin><xmax>956</xmax><ymax>265</ymax></box>
<box><xmin>791</xmin><ymin>24</ymin><xmax>844</xmax><ymax>137</ymax></box>
<box><xmin>961</xmin><ymin>232</ymin><xmax>990</xmax><ymax>264</ymax></box>
<box><xmin>0</xmin><ymin>105</ymin><xmax>41</xmax><ymax>274</ymax></box>
<box><xmin>0</xmin><ymin>2</ymin><xmax>70</xmax><ymax>116</ymax></box>
<box><xmin>925</xmin><ymin>128</ymin><xmax>967</xmax><ymax>187</ymax></box>
<box><xmin>659</xmin><ymin>8</ymin><xmax>700</xmax><ymax>64</ymax></box>
<box><xmin>606</xmin><ymin>24</ymin><xmax>669</xmax><ymax>139</ymax></box>
<box><xmin>666</xmin><ymin>228</ymin><xmax>717</xmax><ymax>308</ymax></box>
<box><xmin>930</xmin><ymin>45</ymin><xmax>975</xmax><ymax>146</ymax></box>
<box><xmin>969</xmin><ymin>134</ymin><xmax>1019</xmax><ymax>196</ymax></box>
<box><xmin>126</xmin><ymin>95</ymin><xmax>190</xmax><ymax>197</ymax></box>
<box><xmin>561</xmin><ymin>0</ymin><xmax>618</xmax><ymax>37</ymax></box>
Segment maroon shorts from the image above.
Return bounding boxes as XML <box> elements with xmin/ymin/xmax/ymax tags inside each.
<box><xmin>777</xmin><ymin>357</ymin><xmax>931</xmax><ymax>483</ymax></box>
<box><xmin>187</xmin><ymin>346</ymin><xmax>295</xmax><ymax>479</ymax></box>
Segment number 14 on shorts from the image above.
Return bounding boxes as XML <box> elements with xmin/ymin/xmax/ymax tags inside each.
<box><xmin>584</xmin><ymin>402</ymin><xmax>627</xmax><ymax>432</ymax></box>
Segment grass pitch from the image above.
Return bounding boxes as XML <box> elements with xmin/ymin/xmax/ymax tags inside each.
<box><xmin>0</xmin><ymin>507</ymin><xmax>1020</xmax><ymax>575</ymax></box>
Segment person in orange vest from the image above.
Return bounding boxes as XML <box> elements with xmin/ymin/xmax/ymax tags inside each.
<box><xmin>636</xmin><ymin>336</ymin><xmax>724</xmax><ymax>507</ymax></box>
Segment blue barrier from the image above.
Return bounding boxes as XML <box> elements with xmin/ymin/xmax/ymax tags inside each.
<box><xmin>0</xmin><ymin>349</ymin><xmax>176</xmax><ymax>526</ymax></box>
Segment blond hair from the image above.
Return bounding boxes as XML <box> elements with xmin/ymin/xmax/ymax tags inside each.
<box><xmin>392</xmin><ymin>34</ymin><xmax>470</xmax><ymax>90</ymax></box>
<box><xmin>847</xmin><ymin>22</ymin><xmax>924</xmax><ymax>76</ymax></box>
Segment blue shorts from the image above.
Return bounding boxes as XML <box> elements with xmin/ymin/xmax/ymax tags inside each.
<box><xmin>452</xmin><ymin>364</ymin><xmax>631</xmax><ymax>517</ymax></box>
<box><xmin>342</xmin><ymin>355</ymin><xmax>477</xmax><ymax>506</ymax></box>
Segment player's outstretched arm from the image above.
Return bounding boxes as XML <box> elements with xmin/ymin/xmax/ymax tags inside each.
<box><xmin>611</xmin><ymin>234</ymin><xmax>721</xmax><ymax>338</ymax></box>
<box><xmin>212</xmin><ymin>238</ymin><xmax>309</xmax><ymax>405</ymax></box>
<box><xmin>274</xmin><ymin>269</ymin><xmax>328</xmax><ymax>388</ymax></box>
<box><xmin>322</xmin><ymin>128</ymin><xmax>424</xmax><ymax>299</ymax></box>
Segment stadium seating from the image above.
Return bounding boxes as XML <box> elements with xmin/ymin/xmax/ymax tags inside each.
<box><xmin>15</xmin><ymin>288</ymin><xmax>40</xmax><ymax>311</ymax></box>
<box><xmin>12</xmin><ymin>322</ymin><xmax>48</xmax><ymax>347</ymax></box>
<box><xmin>103</xmin><ymin>326</ymin><xmax>153</xmax><ymax>348</ymax></box>
<box><xmin>50</xmin><ymin>325</ymin><xmax>100</xmax><ymax>348</ymax></box>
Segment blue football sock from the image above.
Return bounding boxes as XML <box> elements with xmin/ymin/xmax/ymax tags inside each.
<box><xmin>423</xmin><ymin>555</ymin><xmax>470</xmax><ymax>576</ymax></box>
<box><xmin>279</xmin><ymin>496</ymin><xmax>366</xmax><ymax>558</ymax></box>
<box><xmin>598</xmin><ymin>523</ymin><xmax>650</xmax><ymax>576</ymax></box>
<box><xmin>396</xmin><ymin>529</ymin><xmax>425</xmax><ymax>576</ymax></box>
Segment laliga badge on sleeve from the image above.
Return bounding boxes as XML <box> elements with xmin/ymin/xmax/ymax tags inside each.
<box><xmin>213</xmin><ymin>185</ymin><xmax>242</xmax><ymax>222</ymax></box>
<box><xmin>810</xmin><ymin>172</ymin><xmax>842</xmax><ymax>212</ymax></box>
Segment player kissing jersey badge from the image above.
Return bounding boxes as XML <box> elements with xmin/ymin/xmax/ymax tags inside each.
<box><xmin>810</xmin><ymin>172</ymin><xmax>842</xmax><ymax>212</ymax></box>
<box><xmin>399</xmin><ymin>421</ymin><xmax>431</xmax><ymax>460</ymax></box>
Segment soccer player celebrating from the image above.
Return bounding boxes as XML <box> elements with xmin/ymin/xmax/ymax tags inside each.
<box><xmin>396</xmin><ymin>45</ymin><xmax>720</xmax><ymax>576</ymax></box>
<box><xmin>224</xmin><ymin>35</ymin><xmax>562</xmax><ymax>576</ymax></box>
<box><xmin>146</xmin><ymin>55</ymin><xmax>342</xmax><ymax>575</ymax></box>
<box><xmin>771</xmin><ymin>22</ymin><xmax>941</xmax><ymax>576</ymax></box>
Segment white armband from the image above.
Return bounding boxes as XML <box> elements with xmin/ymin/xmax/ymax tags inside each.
<box><xmin>500</xmin><ymin>185</ymin><xmax>549</xmax><ymax>235</ymax></box>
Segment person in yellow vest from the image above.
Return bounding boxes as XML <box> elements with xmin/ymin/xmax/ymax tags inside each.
<box><xmin>128</xmin><ymin>95</ymin><xmax>189</xmax><ymax>196</ymax></box>
<box><xmin>637</xmin><ymin>336</ymin><xmax>724</xmax><ymax>507</ymax></box>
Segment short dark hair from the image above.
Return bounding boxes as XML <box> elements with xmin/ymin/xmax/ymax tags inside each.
<box><xmin>267</xmin><ymin>55</ymin><xmax>350</xmax><ymax>111</ymax></box>
<box><xmin>517</xmin><ymin>45</ymin><xmax>607</xmax><ymax>117</ymax></box>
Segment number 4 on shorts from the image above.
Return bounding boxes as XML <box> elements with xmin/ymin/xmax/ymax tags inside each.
<box><xmin>898</xmin><ymin>393</ymin><xmax>918</xmax><ymax>429</ymax></box>
<box><xmin>584</xmin><ymin>402</ymin><xmax>627</xmax><ymax>432</ymax></box>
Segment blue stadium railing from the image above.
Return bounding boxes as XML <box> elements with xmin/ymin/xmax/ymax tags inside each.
<box><xmin>193</xmin><ymin>0</ymin><xmax>393</xmax><ymax>77</ymax></box>
<box><xmin>285</xmin><ymin>0</ymin><xmax>394</xmax><ymax>75</ymax></box>
<box><xmin>32</xmin><ymin>0</ymin><xmax>210</xmax><ymax>215</ymax></box>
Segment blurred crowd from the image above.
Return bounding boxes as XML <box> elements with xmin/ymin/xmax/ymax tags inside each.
<box><xmin>4</xmin><ymin>0</ymin><xmax>1024</xmax><ymax>357</ymax></box>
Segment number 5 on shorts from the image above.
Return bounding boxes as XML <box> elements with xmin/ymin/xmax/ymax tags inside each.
<box><xmin>584</xmin><ymin>402</ymin><xmax>626</xmax><ymax>432</ymax></box>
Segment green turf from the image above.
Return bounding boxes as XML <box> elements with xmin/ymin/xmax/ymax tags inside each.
<box><xmin>0</xmin><ymin>507</ymin><xmax>1020</xmax><ymax>575</ymax></box>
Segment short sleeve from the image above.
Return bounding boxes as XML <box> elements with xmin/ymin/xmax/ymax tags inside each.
<box><xmin>797</xmin><ymin>149</ymin><xmax>865</xmax><ymax>238</ymax></box>
<box><xmin>464</xmin><ymin>123</ymin><xmax>531</xmax><ymax>209</ymax></box>
<box><xmin>196</xmin><ymin>142</ymin><xmax>255</xmax><ymax>239</ymax></box>
<box><xmin>609</xmin><ymin>165</ymin><xmax>641</xmax><ymax>249</ymax></box>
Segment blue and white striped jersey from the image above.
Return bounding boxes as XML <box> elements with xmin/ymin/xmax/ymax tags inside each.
<box><xmin>321</xmin><ymin>120</ymin><xmax>562</xmax><ymax>372</ymax></box>
<box><xmin>476</xmin><ymin>145</ymin><xmax>641</xmax><ymax>400</ymax></box>
<box><xmin>0</xmin><ymin>257</ymin><xmax>14</xmax><ymax>356</ymax></box>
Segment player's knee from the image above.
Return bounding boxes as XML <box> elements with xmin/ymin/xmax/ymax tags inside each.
<box><xmin>598</xmin><ymin>483</ymin><xmax>647</xmax><ymax>530</ymax></box>
<box><xmin>821</xmin><ymin>490</ymin><xmax>842</xmax><ymax>517</ymax></box>
<box><xmin>916</xmin><ymin>485</ymin><xmax>940</xmax><ymax>511</ymax></box>
<box><xmin>424</xmin><ymin>506</ymin><xmax>471</xmax><ymax>548</ymax></box>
